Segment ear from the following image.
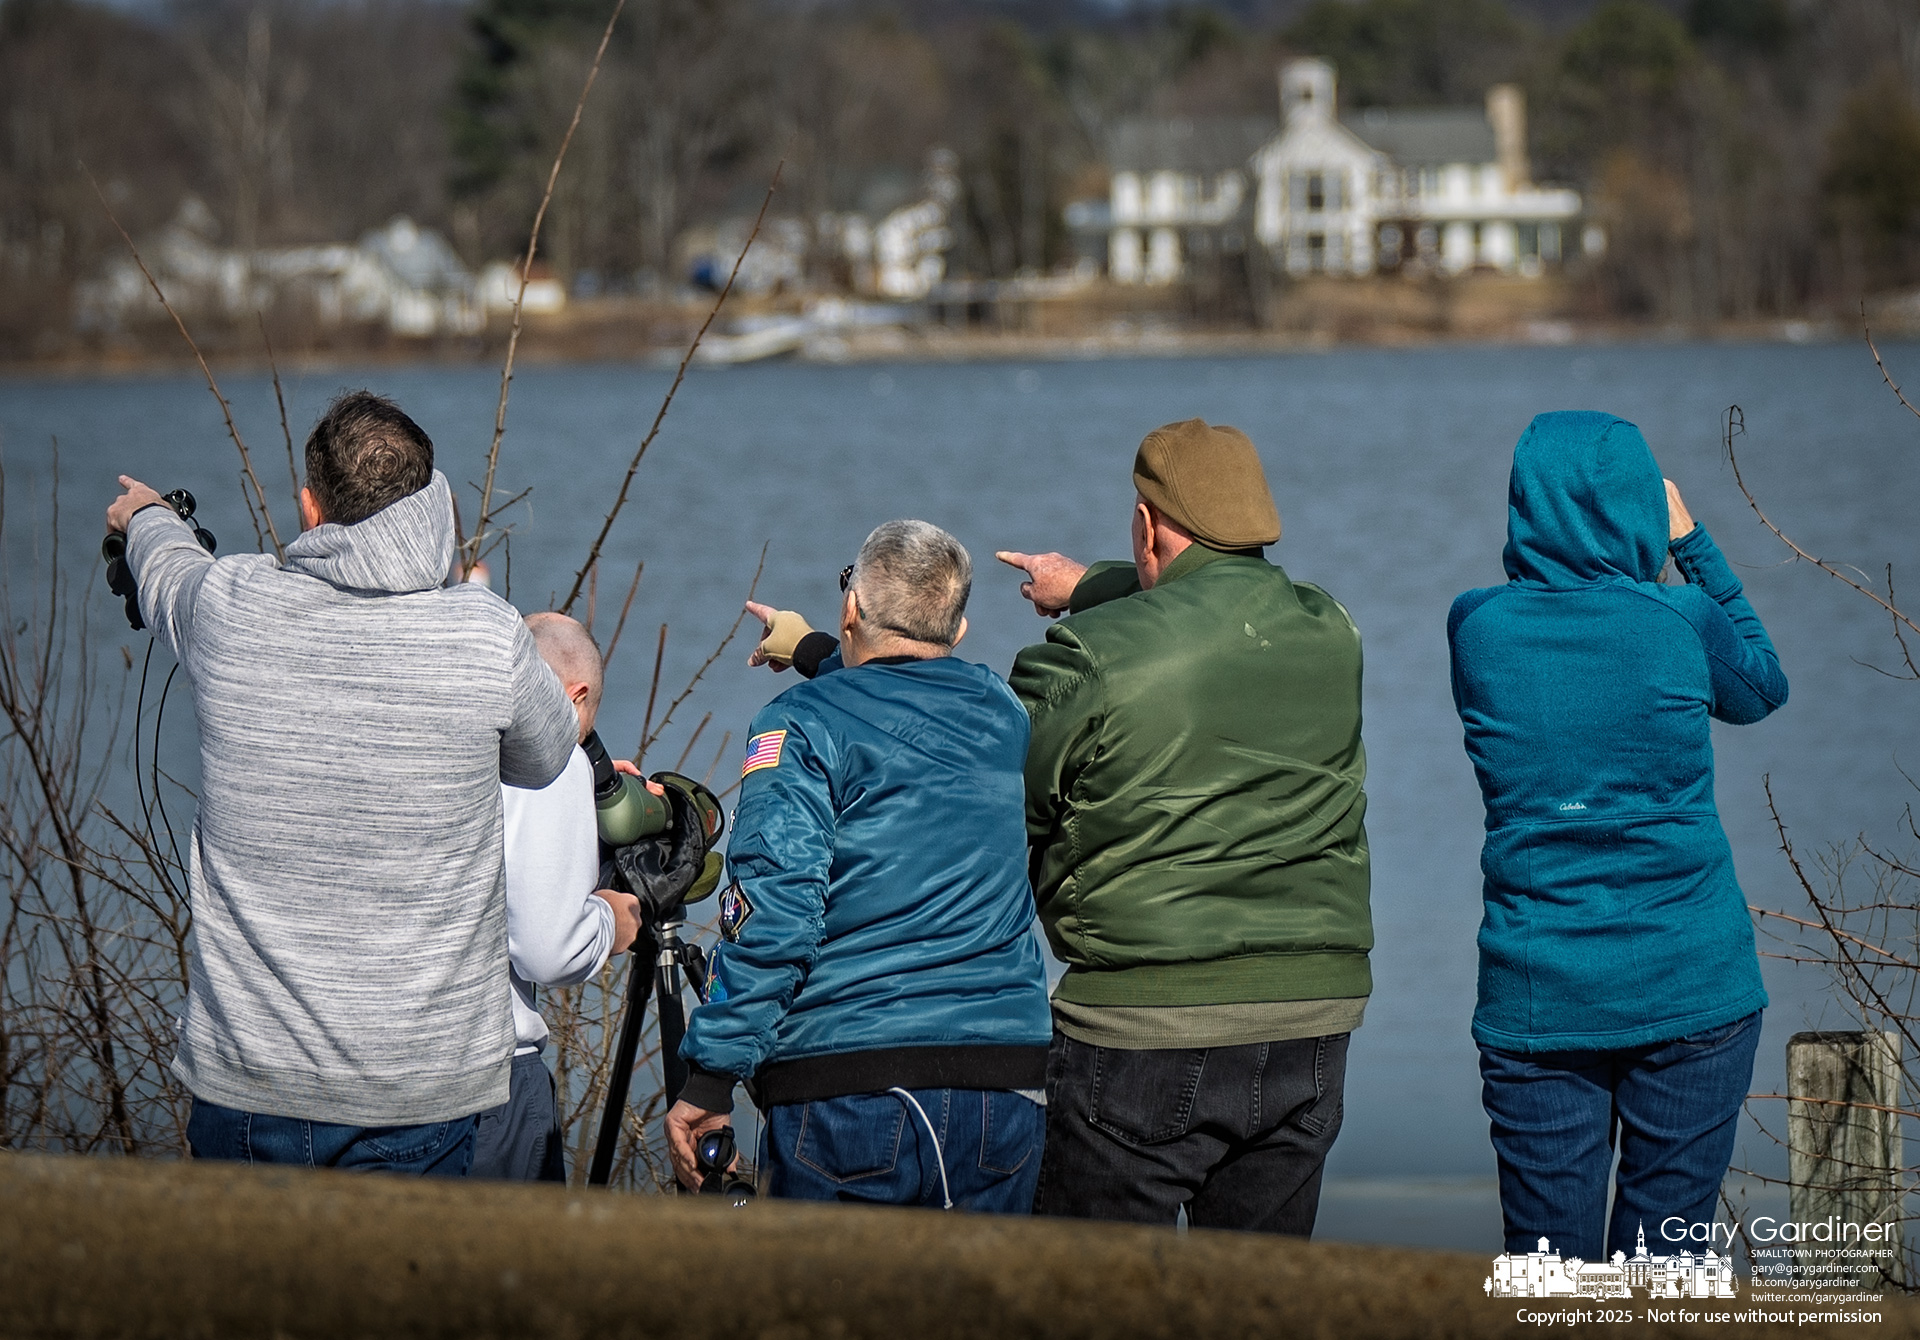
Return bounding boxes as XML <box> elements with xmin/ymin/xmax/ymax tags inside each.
<box><xmin>950</xmin><ymin>615</ymin><xmax>968</xmax><ymax>649</ymax></box>
<box><xmin>1135</xmin><ymin>500</ymin><xmax>1156</xmax><ymax>550</ymax></box>
<box><xmin>567</xmin><ymin>680</ymin><xmax>592</xmax><ymax>709</ymax></box>
<box><xmin>299</xmin><ymin>487</ymin><xmax>325</xmax><ymax>531</ymax></box>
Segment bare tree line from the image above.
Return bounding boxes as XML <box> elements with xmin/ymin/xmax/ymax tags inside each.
<box><xmin>8</xmin><ymin>0</ymin><xmax>1920</xmax><ymax>358</ymax></box>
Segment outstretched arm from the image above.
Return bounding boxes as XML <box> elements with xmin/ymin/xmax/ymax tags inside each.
<box><xmin>116</xmin><ymin>478</ymin><xmax>214</xmax><ymax>667</ymax></box>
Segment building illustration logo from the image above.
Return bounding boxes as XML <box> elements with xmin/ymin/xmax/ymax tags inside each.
<box><xmin>1486</xmin><ymin>1223</ymin><xmax>1737</xmax><ymax>1300</ymax></box>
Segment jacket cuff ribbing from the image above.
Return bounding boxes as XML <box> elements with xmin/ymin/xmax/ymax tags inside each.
<box><xmin>792</xmin><ymin>632</ymin><xmax>839</xmax><ymax>680</ymax></box>
<box><xmin>1670</xmin><ymin>524</ymin><xmax>1740</xmax><ymax>602</ymax></box>
<box><xmin>678</xmin><ymin>1064</ymin><xmax>737</xmax><ymax>1114</ymax></box>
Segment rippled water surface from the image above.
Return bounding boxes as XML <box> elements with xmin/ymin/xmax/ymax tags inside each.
<box><xmin>5</xmin><ymin>339</ymin><xmax>1917</xmax><ymax>1248</ymax></box>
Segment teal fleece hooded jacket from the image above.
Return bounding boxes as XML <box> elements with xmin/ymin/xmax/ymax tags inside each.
<box><xmin>1448</xmin><ymin>411</ymin><xmax>1787</xmax><ymax>1053</ymax></box>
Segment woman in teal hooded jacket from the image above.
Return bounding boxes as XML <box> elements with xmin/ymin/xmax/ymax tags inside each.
<box><xmin>1449</xmin><ymin>411</ymin><xmax>1787</xmax><ymax>1263</ymax></box>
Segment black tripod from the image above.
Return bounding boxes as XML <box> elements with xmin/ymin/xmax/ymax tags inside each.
<box><xmin>585</xmin><ymin>909</ymin><xmax>709</xmax><ymax>1187</ymax></box>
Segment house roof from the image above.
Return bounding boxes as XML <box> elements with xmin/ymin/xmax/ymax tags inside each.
<box><xmin>1343</xmin><ymin>108</ymin><xmax>1495</xmax><ymax>166</ymax></box>
<box><xmin>1109</xmin><ymin>117</ymin><xmax>1276</xmax><ymax>173</ymax></box>
<box><xmin>359</xmin><ymin>217</ymin><xmax>471</xmax><ymax>293</ymax></box>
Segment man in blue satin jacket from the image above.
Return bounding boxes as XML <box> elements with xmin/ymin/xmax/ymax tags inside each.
<box><xmin>664</xmin><ymin>520</ymin><xmax>1053</xmax><ymax>1211</ymax></box>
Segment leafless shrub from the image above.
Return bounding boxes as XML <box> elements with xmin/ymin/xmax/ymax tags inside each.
<box><xmin>0</xmin><ymin>451</ymin><xmax>196</xmax><ymax>1155</ymax></box>
<box><xmin>1730</xmin><ymin>324</ymin><xmax>1920</xmax><ymax>1285</ymax></box>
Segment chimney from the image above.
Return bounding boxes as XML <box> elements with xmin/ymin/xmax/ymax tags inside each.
<box><xmin>1487</xmin><ymin>84</ymin><xmax>1528</xmax><ymax>191</ymax></box>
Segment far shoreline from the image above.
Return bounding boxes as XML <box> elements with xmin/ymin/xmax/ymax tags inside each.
<box><xmin>0</xmin><ymin>318</ymin><xmax>1891</xmax><ymax>385</ymax></box>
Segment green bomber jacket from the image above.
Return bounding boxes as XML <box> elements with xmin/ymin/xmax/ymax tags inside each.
<box><xmin>1008</xmin><ymin>543</ymin><xmax>1373</xmax><ymax>1008</ymax></box>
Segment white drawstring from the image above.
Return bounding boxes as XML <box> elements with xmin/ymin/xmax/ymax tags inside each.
<box><xmin>887</xmin><ymin>1086</ymin><xmax>953</xmax><ymax>1210</ymax></box>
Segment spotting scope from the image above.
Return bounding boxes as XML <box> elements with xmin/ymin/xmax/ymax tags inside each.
<box><xmin>582</xmin><ymin>729</ymin><xmax>670</xmax><ymax>845</ymax></box>
<box><xmin>585</xmin><ymin>754</ymin><xmax>727</xmax><ymax>1189</ymax></box>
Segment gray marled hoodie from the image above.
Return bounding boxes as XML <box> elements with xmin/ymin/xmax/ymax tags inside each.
<box><xmin>126</xmin><ymin>472</ymin><xmax>577</xmax><ymax>1124</ymax></box>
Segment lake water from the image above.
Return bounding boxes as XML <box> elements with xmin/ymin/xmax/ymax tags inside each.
<box><xmin>4</xmin><ymin>339</ymin><xmax>1918</xmax><ymax>1252</ymax></box>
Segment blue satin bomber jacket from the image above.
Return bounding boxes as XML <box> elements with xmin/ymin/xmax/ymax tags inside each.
<box><xmin>679</xmin><ymin>652</ymin><xmax>1053</xmax><ymax>1110</ymax></box>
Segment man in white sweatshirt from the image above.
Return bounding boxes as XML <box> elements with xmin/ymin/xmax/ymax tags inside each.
<box><xmin>471</xmin><ymin>613</ymin><xmax>642</xmax><ymax>1181</ymax></box>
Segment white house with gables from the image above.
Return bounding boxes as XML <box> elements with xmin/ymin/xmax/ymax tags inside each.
<box><xmin>1252</xmin><ymin>59</ymin><xmax>1582</xmax><ymax>278</ymax></box>
<box><xmin>1105</xmin><ymin>58</ymin><xmax>1585</xmax><ymax>284</ymax></box>
<box><xmin>1107</xmin><ymin>119</ymin><xmax>1271</xmax><ymax>284</ymax></box>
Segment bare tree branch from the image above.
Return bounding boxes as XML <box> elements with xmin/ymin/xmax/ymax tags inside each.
<box><xmin>256</xmin><ymin>313</ymin><xmax>301</xmax><ymax>516</ymax></box>
<box><xmin>1865</xmin><ymin>305</ymin><xmax>1920</xmax><ymax>424</ymax></box>
<box><xmin>466</xmin><ymin>0</ymin><xmax>630</xmax><ymax>573</ymax></box>
<box><xmin>1725</xmin><ymin>403</ymin><xmax>1920</xmax><ymax>638</ymax></box>
<box><xmin>558</xmin><ymin>158</ymin><xmax>786</xmax><ymax>615</ymax></box>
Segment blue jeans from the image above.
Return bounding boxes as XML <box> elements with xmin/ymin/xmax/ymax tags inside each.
<box><xmin>187</xmin><ymin>1097</ymin><xmax>477</xmax><ymax>1176</ymax></box>
<box><xmin>1479</xmin><ymin>1010</ymin><xmax>1761</xmax><ymax>1261</ymax></box>
<box><xmin>470</xmin><ymin>1051</ymin><xmax>567</xmax><ymax>1182</ymax></box>
<box><xmin>762</xmin><ymin>1088</ymin><xmax>1043</xmax><ymax>1212</ymax></box>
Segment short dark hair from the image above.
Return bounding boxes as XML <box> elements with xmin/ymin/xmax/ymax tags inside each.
<box><xmin>304</xmin><ymin>391</ymin><xmax>434</xmax><ymax>526</ymax></box>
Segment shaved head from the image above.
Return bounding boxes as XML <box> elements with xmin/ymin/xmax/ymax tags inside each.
<box><xmin>526</xmin><ymin>612</ymin><xmax>603</xmax><ymax>736</ymax></box>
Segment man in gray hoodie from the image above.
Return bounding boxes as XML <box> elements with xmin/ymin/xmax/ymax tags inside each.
<box><xmin>105</xmin><ymin>390</ymin><xmax>578</xmax><ymax>1174</ymax></box>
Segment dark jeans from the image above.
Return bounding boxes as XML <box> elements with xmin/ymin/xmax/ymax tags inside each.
<box><xmin>761</xmin><ymin>1088</ymin><xmax>1043</xmax><ymax>1212</ymax></box>
<box><xmin>1033</xmin><ymin>1030</ymin><xmax>1349</xmax><ymax>1234</ymax></box>
<box><xmin>470</xmin><ymin>1051</ymin><xmax>568</xmax><ymax>1182</ymax></box>
<box><xmin>1479</xmin><ymin>1009</ymin><xmax>1762</xmax><ymax>1261</ymax></box>
<box><xmin>186</xmin><ymin>1097</ymin><xmax>477</xmax><ymax>1176</ymax></box>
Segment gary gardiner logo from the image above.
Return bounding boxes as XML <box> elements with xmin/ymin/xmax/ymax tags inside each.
<box><xmin>1486</xmin><ymin>1223</ymin><xmax>1736</xmax><ymax>1300</ymax></box>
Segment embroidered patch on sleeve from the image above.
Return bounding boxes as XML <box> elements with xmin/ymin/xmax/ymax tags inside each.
<box><xmin>740</xmin><ymin>729</ymin><xmax>787</xmax><ymax>777</ymax></box>
<box><xmin>718</xmin><ymin>883</ymin><xmax>755</xmax><ymax>943</ymax></box>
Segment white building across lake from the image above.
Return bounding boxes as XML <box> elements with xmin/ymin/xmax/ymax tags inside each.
<box><xmin>1107</xmin><ymin>58</ymin><xmax>1588</xmax><ymax>284</ymax></box>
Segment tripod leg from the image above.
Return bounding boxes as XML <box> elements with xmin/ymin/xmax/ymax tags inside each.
<box><xmin>586</xmin><ymin>931</ymin><xmax>657</xmax><ymax>1187</ymax></box>
<box><xmin>656</xmin><ymin>954</ymin><xmax>689</xmax><ymax>1105</ymax></box>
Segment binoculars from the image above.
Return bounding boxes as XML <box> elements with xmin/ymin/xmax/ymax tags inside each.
<box><xmin>696</xmin><ymin>1127</ymin><xmax>755</xmax><ymax>1205</ymax></box>
<box><xmin>102</xmin><ymin>489</ymin><xmax>216</xmax><ymax>631</ymax></box>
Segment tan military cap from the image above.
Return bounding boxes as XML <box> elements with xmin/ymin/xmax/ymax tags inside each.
<box><xmin>1132</xmin><ymin>419</ymin><xmax>1281</xmax><ymax>548</ymax></box>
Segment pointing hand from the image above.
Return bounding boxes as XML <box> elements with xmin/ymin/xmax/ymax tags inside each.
<box><xmin>995</xmin><ymin>550</ymin><xmax>1087</xmax><ymax>619</ymax></box>
<box><xmin>745</xmin><ymin>600</ymin><xmax>813</xmax><ymax>671</ymax></box>
<box><xmin>106</xmin><ymin>476</ymin><xmax>164</xmax><ymax>535</ymax></box>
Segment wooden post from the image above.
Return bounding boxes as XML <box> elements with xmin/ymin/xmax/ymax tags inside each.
<box><xmin>1787</xmin><ymin>1030</ymin><xmax>1904</xmax><ymax>1288</ymax></box>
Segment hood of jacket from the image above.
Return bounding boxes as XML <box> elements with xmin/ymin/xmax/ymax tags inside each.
<box><xmin>281</xmin><ymin>470</ymin><xmax>456</xmax><ymax>595</ymax></box>
<box><xmin>1501</xmin><ymin>411</ymin><xmax>1667</xmax><ymax>588</ymax></box>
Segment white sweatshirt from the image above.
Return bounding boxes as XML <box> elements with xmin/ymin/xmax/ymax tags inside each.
<box><xmin>503</xmin><ymin>746</ymin><xmax>615</xmax><ymax>1055</ymax></box>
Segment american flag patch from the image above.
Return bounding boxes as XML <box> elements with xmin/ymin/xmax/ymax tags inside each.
<box><xmin>740</xmin><ymin>729</ymin><xmax>787</xmax><ymax>777</ymax></box>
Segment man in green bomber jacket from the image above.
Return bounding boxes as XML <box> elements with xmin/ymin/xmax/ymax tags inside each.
<box><xmin>998</xmin><ymin>417</ymin><xmax>1372</xmax><ymax>1235</ymax></box>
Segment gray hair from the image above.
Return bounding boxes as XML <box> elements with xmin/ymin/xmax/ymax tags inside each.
<box><xmin>849</xmin><ymin>520</ymin><xmax>971</xmax><ymax>646</ymax></box>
